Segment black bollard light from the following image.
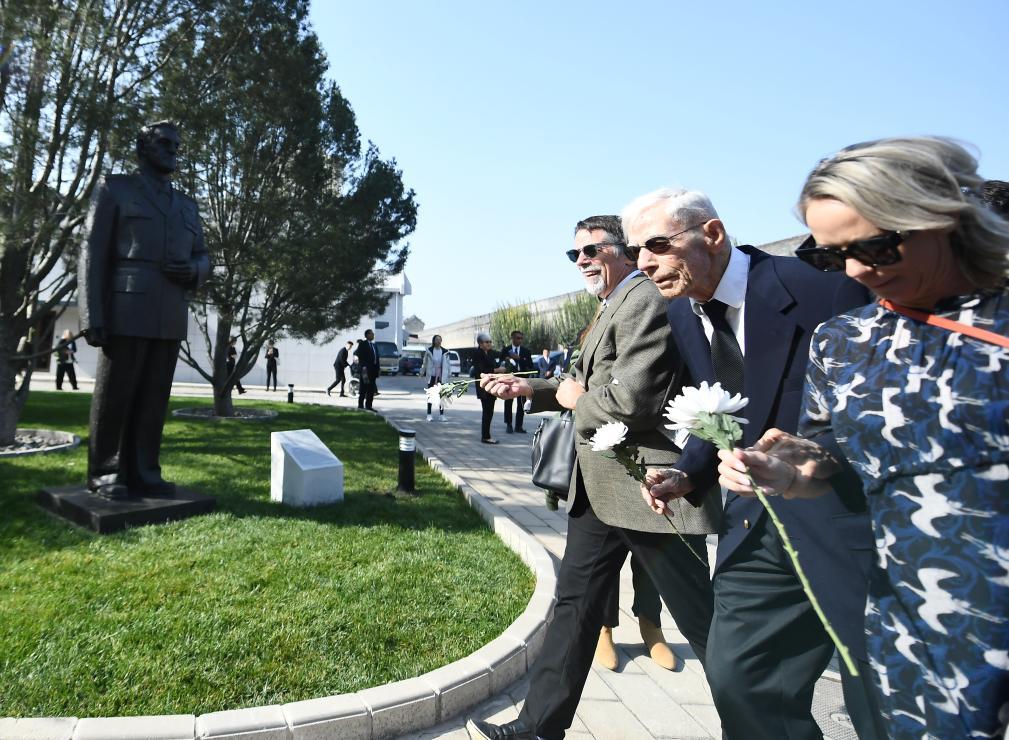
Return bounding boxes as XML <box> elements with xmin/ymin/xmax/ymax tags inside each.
<box><xmin>287</xmin><ymin>383</ymin><xmax>294</xmax><ymax>403</ymax></box>
<box><xmin>397</xmin><ymin>428</ymin><xmax>417</xmax><ymax>495</ymax></box>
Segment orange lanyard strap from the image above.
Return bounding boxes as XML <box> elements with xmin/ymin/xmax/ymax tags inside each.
<box><xmin>879</xmin><ymin>298</ymin><xmax>1009</xmax><ymax>349</ymax></box>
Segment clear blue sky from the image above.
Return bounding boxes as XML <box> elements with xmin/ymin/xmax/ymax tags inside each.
<box><xmin>310</xmin><ymin>0</ymin><xmax>1009</xmax><ymax>329</ymax></box>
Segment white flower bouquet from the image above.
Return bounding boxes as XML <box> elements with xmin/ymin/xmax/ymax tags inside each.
<box><xmin>588</xmin><ymin>421</ymin><xmax>706</xmax><ymax>566</ymax></box>
<box><xmin>663</xmin><ymin>381</ymin><xmax>858</xmax><ymax>676</ymax></box>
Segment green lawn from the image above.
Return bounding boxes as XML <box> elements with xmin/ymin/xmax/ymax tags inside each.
<box><xmin>0</xmin><ymin>392</ymin><xmax>534</xmax><ymax>717</ymax></box>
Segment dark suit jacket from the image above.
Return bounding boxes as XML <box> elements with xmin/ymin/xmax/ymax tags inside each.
<box><xmin>669</xmin><ymin>245</ymin><xmax>873</xmax><ymax>658</ymax></box>
<box><xmin>79</xmin><ymin>173</ymin><xmax>210</xmax><ymax>340</ymax></box>
<box><xmin>355</xmin><ymin>340</ymin><xmax>380</xmax><ymax>381</ymax></box>
<box><xmin>335</xmin><ymin>346</ymin><xmax>349</xmax><ymax>369</ymax></box>
<box><xmin>500</xmin><ymin>344</ymin><xmax>534</xmax><ymax>374</ymax></box>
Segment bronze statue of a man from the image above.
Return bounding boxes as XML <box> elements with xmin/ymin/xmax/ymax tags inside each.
<box><xmin>79</xmin><ymin>121</ymin><xmax>210</xmax><ymax>499</ymax></box>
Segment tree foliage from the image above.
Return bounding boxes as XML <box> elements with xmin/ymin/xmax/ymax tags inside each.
<box><xmin>550</xmin><ymin>291</ymin><xmax>598</xmax><ymax>349</ymax></box>
<box><xmin>488</xmin><ymin>292</ymin><xmax>597</xmax><ymax>354</ymax></box>
<box><xmin>157</xmin><ymin>0</ymin><xmax>417</xmax><ymax>415</ymax></box>
<box><xmin>0</xmin><ymin>0</ymin><xmax>199</xmax><ymax>443</ymax></box>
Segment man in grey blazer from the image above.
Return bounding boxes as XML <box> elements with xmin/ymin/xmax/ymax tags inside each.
<box><xmin>79</xmin><ymin>121</ymin><xmax>210</xmax><ymax>498</ymax></box>
<box><xmin>467</xmin><ymin>215</ymin><xmax>720</xmax><ymax>740</ymax></box>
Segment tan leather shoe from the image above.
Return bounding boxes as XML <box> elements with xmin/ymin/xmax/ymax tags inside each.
<box><xmin>593</xmin><ymin>626</ymin><xmax>619</xmax><ymax>670</ymax></box>
<box><xmin>639</xmin><ymin>616</ymin><xmax>681</xmax><ymax>671</ymax></box>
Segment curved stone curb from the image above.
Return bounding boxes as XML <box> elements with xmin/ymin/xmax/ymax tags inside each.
<box><xmin>0</xmin><ymin>429</ymin><xmax>80</xmax><ymax>458</ymax></box>
<box><xmin>0</xmin><ymin>424</ymin><xmax>556</xmax><ymax>740</ymax></box>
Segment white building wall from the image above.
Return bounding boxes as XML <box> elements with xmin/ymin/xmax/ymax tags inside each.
<box><xmin>46</xmin><ymin>273</ymin><xmax>411</xmax><ymax>391</ymax></box>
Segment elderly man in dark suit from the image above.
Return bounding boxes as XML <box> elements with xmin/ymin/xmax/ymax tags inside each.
<box><xmin>355</xmin><ymin>329</ymin><xmax>380</xmax><ymax>411</ymax></box>
<box><xmin>624</xmin><ymin>188</ymin><xmax>884</xmax><ymax>740</ymax></box>
<box><xmin>466</xmin><ymin>215</ymin><xmax>721</xmax><ymax>740</ymax></box>
<box><xmin>79</xmin><ymin>120</ymin><xmax>210</xmax><ymax>499</ymax></box>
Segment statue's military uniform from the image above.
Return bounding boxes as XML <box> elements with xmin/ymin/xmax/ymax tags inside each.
<box><xmin>79</xmin><ymin>173</ymin><xmax>210</xmax><ymax>494</ymax></box>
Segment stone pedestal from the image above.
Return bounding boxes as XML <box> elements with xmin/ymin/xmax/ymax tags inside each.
<box><xmin>270</xmin><ymin>429</ymin><xmax>344</xmax><ymax>507</ymax></box>
<box><xmin>37</xmin><ymin>485</ymin><xmax>216</xmax><ymax>534</ymax></box>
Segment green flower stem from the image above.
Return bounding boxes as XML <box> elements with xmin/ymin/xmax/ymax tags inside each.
<box><xmin>438</xmin><ymin>371</ymin><xmax>538</xmax><ymax>399</ymax></box>
<box><xmin>610</xmin><ymin>446</ymin><xmax>708</xmax><ymax>568</ymax></box>
<box><xmin>746</xmin><ymin>472</ymin><xmax>859</xmax><ymax>677</ymax></box>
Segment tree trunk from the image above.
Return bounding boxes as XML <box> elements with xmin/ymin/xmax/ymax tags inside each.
<box><xmin>211</xmin><ymin>317</ymin><xmax>234</xmax><ymax>417</ymax></box>
<box><xmin>0</xmin><ymin>321</ymin><xmax>27</xmax><ymax>446</ymax></box>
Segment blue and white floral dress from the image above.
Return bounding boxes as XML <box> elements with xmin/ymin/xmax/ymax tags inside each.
<box><xmin>800</xmin><ymin>288</ymin><xmax>1009</xmax><ymax>739</ymax></box>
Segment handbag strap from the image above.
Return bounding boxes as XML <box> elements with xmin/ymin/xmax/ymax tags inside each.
<box><xmin>879</xmin><ymin>298</ymin><xmax>1009</xmax><ymax>348</ymax></box>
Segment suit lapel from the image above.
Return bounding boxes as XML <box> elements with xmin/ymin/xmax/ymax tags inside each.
<box><xmin>578</xmin><ymin>275</ymin><xmax>645</xmax><ymax>383</ymax></box>
<box><xmin>668</xmin><ymin>299</ymin><xmax>713</xmax><ymax>382</ymax></box>
<box><xmin>741</xmin><ymin>250</ymin><xmax>797</xmax><ymax>441</ymax></box>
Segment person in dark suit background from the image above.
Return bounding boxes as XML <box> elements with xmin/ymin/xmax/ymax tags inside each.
<box><xmin>226</xmin><ymin>336</ymin><xmax>246</xmax><ymax>395</ymax></box>
<box><xmin>78</xmin><ymin>120</ymin><xmax>211</xmax><ymax>499</ymax></box>
<box><xmin>473</xmin><ymin>332</ymin><xmax>505</xmax><ymax>444</ymax></box>
<box><xmin>264</xmin><ymin>340</ymin><xmax>279</xmax><ymax>391</ymax></box>
<box><xmin>355</xmin><ymin>329</ymin><xmax>380</xmax><ymax>411</ymax></box>
<box><xmin>327</xmin><ymin>340</ymin><xmax>353</xmax><ymax>397</ymax></box>
<box><xmin>623</xmin><ymin>187</ymin><xmax>883</xmax><ymax>740</ymax></box>
<box><xmin>499</xmin><ymin>329</ymin><xmax>533</xmax><ymax>433</ymax></box>
<box><xmin>54</xmin><ymin>329</ymin><xmax>79</xmax><ymax>391</ymax></box>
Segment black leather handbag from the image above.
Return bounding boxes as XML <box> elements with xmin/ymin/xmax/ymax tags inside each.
<box><xmin>531</xmin><ymin>411</ymin><xmax>576</xmax><ymax>499</ymax></box>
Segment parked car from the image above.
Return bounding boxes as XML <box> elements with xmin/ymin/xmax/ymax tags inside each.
<box><xmin>399</xmin><ymin>348</ymin><xmax>423</xmax><ymax>376</ymax></box>
<box><xmin>447</xmin><ymin>350</ymin><xmax>461</xmax><ymax>377</ymax></box>
<box><xmin>374</xmin><ymin>341</ymin><xmax>401</xmax><ymax>375</ymax></box>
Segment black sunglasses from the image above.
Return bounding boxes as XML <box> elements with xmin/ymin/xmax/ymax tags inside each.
<box><xmin>625</xmin><ymin>222</ymin><xmax>705</xmax><ymax>261</ymax></box>
<box><xmin>795</xmin><ymin>231</ymin><xmax>906</xmax><ymax>272</ymax></box>
<box><xmin>566</xmin><ymin>242</ymin><xmax>621</xmax><ymax>262</ymax></box>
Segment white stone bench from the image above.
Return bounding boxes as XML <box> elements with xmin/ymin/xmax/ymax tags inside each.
<box><xmin>270</xmin><ymin>429</ymin><xmax>344</xmax><ymax>506</ymax></box>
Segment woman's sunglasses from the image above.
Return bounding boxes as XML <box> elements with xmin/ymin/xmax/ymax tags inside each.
<box><xmin>795</xmin><ymin>231</ymin><xmax>906</xmax><ymax>272</ymax></box>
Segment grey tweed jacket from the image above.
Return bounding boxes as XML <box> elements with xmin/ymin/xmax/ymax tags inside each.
<box><xmin>528</xmin><ymin>274</ymin><xmax>721</xmax><ymax>534</ymax></box>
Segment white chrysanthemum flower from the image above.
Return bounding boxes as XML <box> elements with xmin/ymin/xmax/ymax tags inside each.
<box><xmin>589</xmin><ymin>421</ymin><xmax>629</xmax><ymax>452</ymax></box>
<box><xmin>664</xmin><ymin>381</ymin><xmax>749</xmax><ymax>431</ymax></box>
<box><xmin>425</xmin><ymin>384</ymin><xmax>443</xmax><ymax>406</ymax></box>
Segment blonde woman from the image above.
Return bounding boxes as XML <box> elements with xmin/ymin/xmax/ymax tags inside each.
<box><xmin>719</xmin><ymin>137</ymin><xmax>1009</xmax><ymax>739</ymax></box>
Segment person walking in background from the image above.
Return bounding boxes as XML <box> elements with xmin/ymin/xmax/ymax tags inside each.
<box><xmin>626</xmin><ymin>187</ymin><xmax>882</xmax><ymax>740</ymax></box>
<box><xmin>536</xmin><ymin>348</ymin><xmax>552</xmax><ymax>378</ymax></box>
<box><xmin>717</xmin><ymin>137</ymin><xmax>1009</xmax><ymax>740</ymax></box>
<box><xmin>54</xmin><ymin>329</ymin><xmax>79</xmax><ymax>390</ymax></box>
<box><xmin>422</xmin><ymin>334</ymin><xmax>452</xmax><ymax>422</ymax></box>
<box><xmin>473</xmin><ymin>332</ymin><xmax>504</xmax><ymax>444</ymax></box>
<box><xmin>500</xmin><ymin>329</ymin><xmax>533</xmax><ymax>433</ymax></box>
<box><xmin>264</xmin><ymin>340</ymin><xmax>279</xmax><ymax>391</ymax></box>
<box><xmin>327</xmin><ymin>340</ymin><xmax>353</xmax><ymax>397</ymax></box>
<box><xmin>227</xmin><ymin>336</ymin><xmax>246</xmax><ymax>395</ymax></box>
<box><xmin>355</xmin><ymin>329</ymin><xmax>380</xmax><ymax>411</ymax></box>
<box><xmin>467</xmin><ymin>215</ymin><xmax>720</xmax><ymax>740</ymax></box>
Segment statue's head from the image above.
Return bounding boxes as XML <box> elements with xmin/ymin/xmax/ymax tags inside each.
<box><xmin>136</xmin><ymin>120</ymin><xmax>180</xmax><ymax>174</ymax></box>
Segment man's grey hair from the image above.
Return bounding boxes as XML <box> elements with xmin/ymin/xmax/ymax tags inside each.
<box><xmin>799</xmin><ymin>136</ymin><xmax>1009</xmax><ymax>287</ymax></box>
<box><xmin>621</xmin><ymin>187</ymin><xmax>720</xmax><ymax>236</ymax></box>
<box><xmin>476</xmin><ymin>331</ymin><xmax>491</xmax><ymax>343</ymax></box>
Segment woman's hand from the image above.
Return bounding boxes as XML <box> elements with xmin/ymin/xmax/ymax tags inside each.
<box><xmin>716</xmin><ymin>429</ymin><xmax>840</xmax><ymax>499</ymax></box>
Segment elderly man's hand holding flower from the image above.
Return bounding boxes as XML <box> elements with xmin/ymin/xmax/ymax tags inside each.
<box><xmin>655</xmin><ymin>381</ymin><xmax>859</xmax><ymax>675</ymax></box>
<box><xmin>717</xmin><ymin>428</ymin><xmax>842</xmax><ymax>500</ymax></box>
